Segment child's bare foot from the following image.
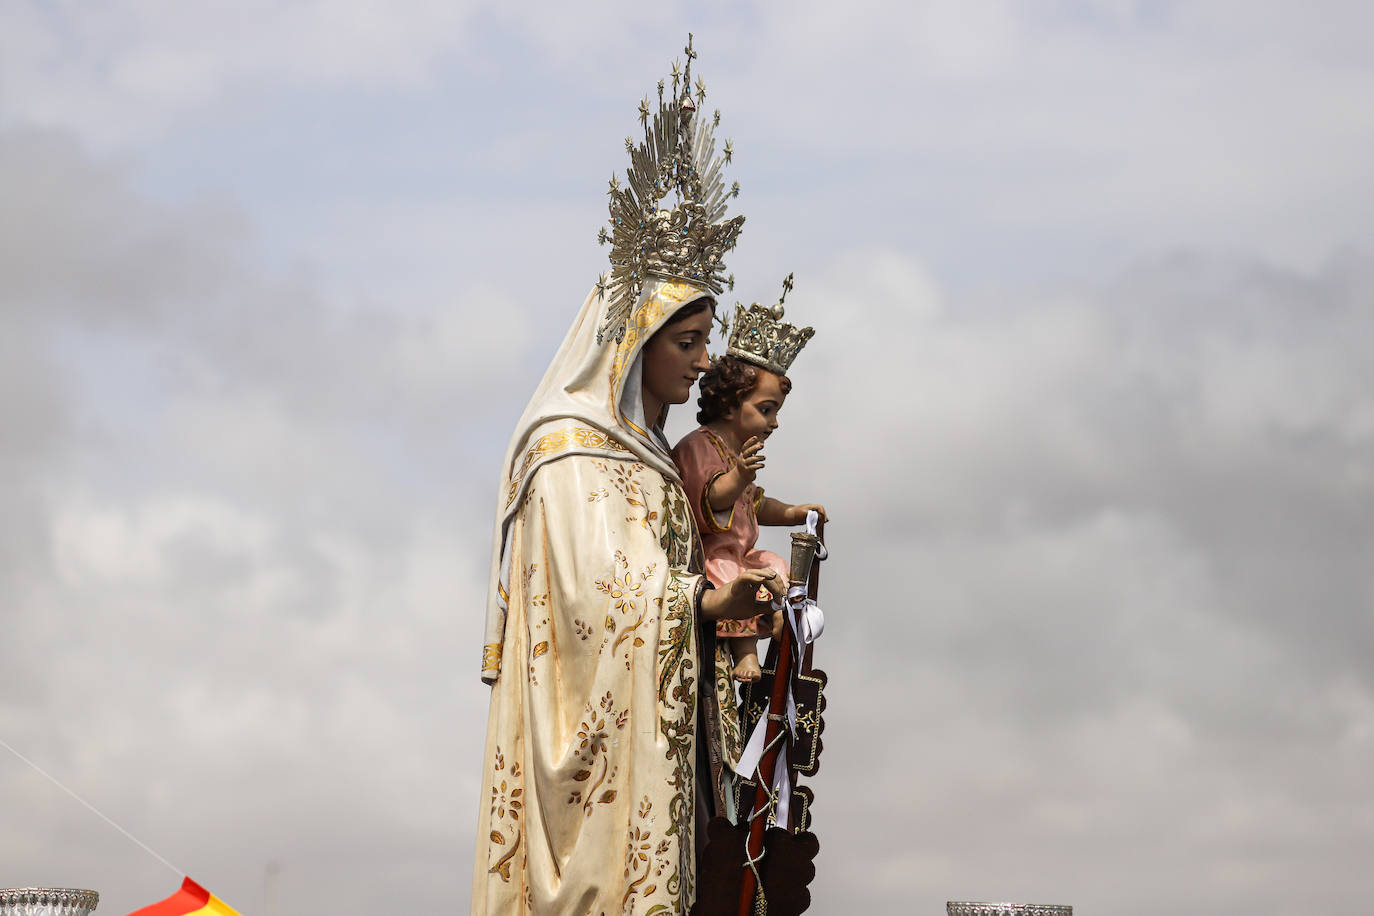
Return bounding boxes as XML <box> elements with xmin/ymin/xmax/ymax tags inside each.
<box><xmin>733</xmin><ymin>653</ymin><xmax>762</xmax><ymax>682</ymax></box>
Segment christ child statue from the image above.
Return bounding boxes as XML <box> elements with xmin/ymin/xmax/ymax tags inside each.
<box><xmin>671</xmin><ymin>288</ymin><xmax>825</xmax><ymax>682</ymax></box>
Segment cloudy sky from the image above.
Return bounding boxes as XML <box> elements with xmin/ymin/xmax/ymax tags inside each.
<box><xmin>3</xmin><ymin>2</ymin><xmax>1373</xmax><ymax>913</ymax></box>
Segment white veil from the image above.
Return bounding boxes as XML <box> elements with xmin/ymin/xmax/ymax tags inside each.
<box><xmin>480</xmin><ymin>276</ymin><xmax>713</xmax><ymax>681</ymax></box>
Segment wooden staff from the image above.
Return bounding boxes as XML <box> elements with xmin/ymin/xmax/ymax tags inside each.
<box><xmin>736</xmin><ymin>530</ymin><xmax>821</xmax><ymax>916</ymax></box>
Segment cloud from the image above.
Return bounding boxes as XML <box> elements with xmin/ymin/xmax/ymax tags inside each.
<box><xmin>747</xmin><ymin>244</ymin><xmax>1374</xmax><ymax>913</ymax></box>
<box><xmin>0</xmin><ymin>123</ymin><xmax>529</xmax><ymax>912</ymax></box>
<box><xmin>0</xmin><ymin>0</ymin><xmax>483</xmax><ymax>147</ymax></box>
<box><xmin>6</xmin><ymin>130</ymin><xmax>1373</xmax><ymax>911</ymax></box>
<box><xmin>4</xmin><ymin>4</ymin><xmax>1374</xmax><ymax>913</ymax></box>
<box><xmin>720</xmin><ymin>1</ymin><xmax>1374</xmax><ymax>280</ymax></box>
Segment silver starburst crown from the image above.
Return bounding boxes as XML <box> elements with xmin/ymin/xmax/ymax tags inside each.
<box><xmin>727</xmin><ymin>272</ymin><xmax>815</xmax><ymax>376</ymax></box>
<box><xmin>595</xmin><ymin>34</ymin><xmax>745</xmax><ymax>344</ymax></box>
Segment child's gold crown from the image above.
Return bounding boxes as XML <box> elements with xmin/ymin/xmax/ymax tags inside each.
<box><xmin>726</xmin><ymin>273</ymin><xmax>814</xmax><ymax>376</ymax></box>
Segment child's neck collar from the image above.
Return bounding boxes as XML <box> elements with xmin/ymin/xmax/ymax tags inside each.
<box><xmin>705</xmin><ymin>421</ymin><xmax>743</xmax><ymax>455</ymax></box>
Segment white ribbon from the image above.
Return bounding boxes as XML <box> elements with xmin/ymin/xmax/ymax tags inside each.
<box><xmin>735</xmin><ymin>705</ymin><xmax>770</xmax><ymax>776</ymax></box>
<box><xmin>772</xmin><ymin>748</ymin><xmax>792</xmax><ymax>828</ymax></box>
<box><xmin>786</xmin><ymin>585</ymin><xmax>825</xmax><ymax>646</ymax></box>
<box><xmin>805</xmin><ymin>509</ymin><xmax>829</xmax><ymax>559</ymax></box>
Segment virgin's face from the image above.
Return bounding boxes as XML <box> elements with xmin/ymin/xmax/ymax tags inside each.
<box><xmin>642</xmin><ymin>305</ymin><xmax>714</xmax><ymax>409</ymax></box>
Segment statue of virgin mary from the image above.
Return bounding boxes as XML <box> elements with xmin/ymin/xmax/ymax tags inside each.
<box><xmin>471</xmin><ymin>39</ymin><xmax>779</xmax><ymax>915</ymax></box>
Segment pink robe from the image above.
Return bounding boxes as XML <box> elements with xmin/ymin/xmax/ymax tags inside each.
<box><xmin>671</xmin><ymin>426</ymin><xmax>789</xmax><ymax>637</ymax></box>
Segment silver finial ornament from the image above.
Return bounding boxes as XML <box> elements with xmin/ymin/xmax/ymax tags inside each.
<box><xmin>1</xmin><ymin>888</ymin><xmax>100</xmax><ymax>916</ymax></box>
<box><xmin>947</xmin><ymin>904</ymin><xmax>1072</xmax><ymax>916</ymax></box>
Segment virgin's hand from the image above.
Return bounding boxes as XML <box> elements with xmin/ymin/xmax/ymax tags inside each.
<box><xmin>701</xmin><ymin>568</ymin><xmax>783</xmax><ymax>620</ymax></box>
<box><xmin>737</xmin><ymin>437</ymin><xmax>766</xmax><ymax>482</ymax></box>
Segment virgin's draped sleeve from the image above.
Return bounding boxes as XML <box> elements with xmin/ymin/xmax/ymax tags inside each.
<box><xmin>473</xmin><ymin>453</ymin><xmax>716</xmax><ymax>915</ymax></box>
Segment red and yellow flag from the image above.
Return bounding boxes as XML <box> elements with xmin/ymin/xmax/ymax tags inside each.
<box><xmin>126</xmin><ymin>878</ymin><xmax>241</xmax><ymax>916</ymax></box>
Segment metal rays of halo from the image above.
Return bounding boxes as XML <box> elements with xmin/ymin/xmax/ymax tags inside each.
<box><xmin>595</xmin><ymin>33</ymin><xmax>744</xmax><ymax>345</ymax></box>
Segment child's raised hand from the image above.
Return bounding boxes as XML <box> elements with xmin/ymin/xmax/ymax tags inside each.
<box><xmin>738</xmin><ymin>436</ymin><xmax>766</xmax><ymax>482</ymax></box>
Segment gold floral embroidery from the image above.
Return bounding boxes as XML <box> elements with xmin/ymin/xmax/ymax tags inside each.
<box><xmin>522</xmin><ymin>562</ymin><xmax>552</xmax><ymax>686</ymax></box>
<box><xmin>482</xmin><ymin>450</ymin><xmax>706</xmax><ymax>912</ymax></box>
<box><xmin>595</xmin><ymin>550</ymin><xmax>659</xmax><ymax>664</ymax></box>
<box><xmin>596</xmin><ymin>550</ymin><xmax>651</xmax><ymax>615</ymax></box>
<box><xmin>487</xmin><ymin>745</ymin><xmax>524</xmax><ymax>882</ymax></box>
<box><xmin>660</xmin><ymin>698</ymin><xmax>695</xmax><ymax>905</ymax></box>
<box><xmin>620</xmin><ymin>795</ymin><xmax>676</xmax><ymax>910</ymax></box>
<box><xmin>659</xmin><ymin>481</ymin><xmax>696</xmax><ymax>569</ymax></box>
<box><xmin>567</xmin><ymin>692</ymin><xmax>630</xmax><ymax>817</ymax></box>
<box><xmin>592</xmin><ymin>459</ymin><xmax>659</xmax><ymax>531</ymax></box>
<box><xmin>506</xmin><ymin>425</ymin><xmax>632</xmax><ymax>507</ymax></box>
<box><xmin>657</xmin><ymin>573</ymin><xmax>693</xmax><ymax>703</ymax></box>
<box><xmin>657</xmin><ymin>571</ymin><xmax>698</xmax><ymax>904</ymax></box>
<box><xmin>715</xmin><ymin>641</ymin><xmax>744</xmax><ymax>765</ymax></box>
<box><xmin>522</xmin><ymin>563</ymin><xmax>550</xmax><ymax>608</ymax></box>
